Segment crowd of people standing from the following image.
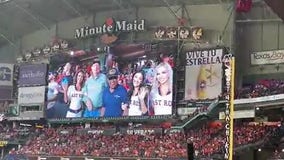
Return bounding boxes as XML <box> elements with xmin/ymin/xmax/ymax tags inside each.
<box><xmin>47</xmin><ymin>54</ymin><xmax>174</xmax><ymax>119</ymax></box>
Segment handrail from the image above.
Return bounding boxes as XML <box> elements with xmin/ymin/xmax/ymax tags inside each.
<box><xmin>171</xmin><ymin>99</ymin><xmax>219</xmax><ymax>129</ymax></box>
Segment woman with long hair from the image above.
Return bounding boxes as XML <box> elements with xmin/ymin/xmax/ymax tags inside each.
<box><xmin>63</xmin><ymin>70</ymin><xmax>92</xmax><ymax>118</ymax></box>
<box><xmin>127</xmin><ymin>71</ymin><xmax>149</xmax><ymax>116</ymax></box>
<box><xmin>150</xmin><ymin>62</ymin><xmax>173</xmax><ymax>115</ymax></box>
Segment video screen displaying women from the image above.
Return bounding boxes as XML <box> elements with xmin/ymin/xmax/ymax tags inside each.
<box><xmin>46</xmin><ymin>42</ymin><xmax>175</xmax><ymax>119</ymax></box>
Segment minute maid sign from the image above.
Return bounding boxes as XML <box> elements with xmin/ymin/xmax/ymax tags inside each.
<box><xmin>75</xmin><ymin>18</ymin><xmax>145</xmax><ymax>39</ymax></box>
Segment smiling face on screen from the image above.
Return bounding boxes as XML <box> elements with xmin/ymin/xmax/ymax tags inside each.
<box><xmin>91</xmin><ymin>62</ymin><xmax>100</xmax><ymax>76</ymax></box>
<box><xmin>156</xmin><ymin>65</ymin><xmax>169</xmax><ymax>85</ymax></box>
<box><xmin>132</xmin><ymin>72</ymin><xmax>144</xmax><ymax>88</ymax></box>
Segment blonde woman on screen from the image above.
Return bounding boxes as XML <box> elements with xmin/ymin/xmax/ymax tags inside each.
<box><xmin>150</xmin><ymin>62</ymin><xmax>173</xmax><ymax>115</ymax></box>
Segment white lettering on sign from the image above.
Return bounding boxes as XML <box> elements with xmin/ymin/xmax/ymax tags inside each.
<box><xmin>75</xmin><ymin>19</ymin><xmax>145</xmax><ymax>39</ymax></box>
<box><xmin>185</xmin><ymin>49</ymin><xmax>223</xmax><ymax>66</ymax></box>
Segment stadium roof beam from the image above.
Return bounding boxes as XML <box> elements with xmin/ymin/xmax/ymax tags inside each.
<box><xmin>0</xmin><ymin>15</ymin><xmax>17</xmax><ymax>47</ymax></box>
<box><xmin>0</xmin><ymin>29</ymin><xmax>16</xmax><ymax>47</ymax></box>
<box><xmin>161</xmin><ymin>0</ymin><xmax>180</xmax><ymax>20</ymax></box>
<box><xmin>11</xmin><ymin>1</ymin><xmax>49</xmax><ymax>30</ymax></box>
<box><xmin>112</xmin><ymin>0</ymin><xmax>136</xmax><ymax>11</ymax></box>
<box><xmin>24</xmin><ymin>2</ymin><xmax>58</xmax><ymax>25</ymax></box>
<box><xmin>61</xmin><ymin>0</ymin><xmax>83</xmax><ymax>17</ymax></box>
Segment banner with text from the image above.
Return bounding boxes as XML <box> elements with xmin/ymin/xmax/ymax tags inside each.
<box><xmin>0</xmin><ymin>63</ymin><xmax>13</xmax><ymax>86</ymax></box>
<box><xmin>184</xmin><ymin>48</ymin><xmax>223</xmax><ymax>101</ymax></box>
<box><xmin>250</xmin><ymin>50</ymin><xmax>284</xmax><ymax>65</ymax></box>
<box><xmin>120</xmin><ymin>128</ymin><xmax>163</xmax><ymax>135</ymax></box>
<box><xmin>28</xmin><ymin>156</ymin><xmax>163</xmax><ymax>160</ymax></box>
<box><xmin>18</xmin><ymin>63</ymin><xmax>48</xmax><ymax>87</ymax></box>
<box><xmin>18</xmin><ymin>86</ymin><xmax>46</xmax><ymax>105</ymax></box>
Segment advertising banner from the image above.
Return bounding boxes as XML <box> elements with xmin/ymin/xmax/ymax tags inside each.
<box><xmin>219</xmin><ymin>109</ymin><xmax>255</xmax><ymax>119</ymax></box>
<box><xmin>250</xmin><ymin>50</ymin><xmax>284</xmax><ymax>65</ymax></box>
<box><xmin>77</xmin><ymin>128</ymin><xmax>116</xmax><ymax>136</ymax></box>
<box><xmin>28</xmin><ymin>156</ymin><xmax>163</xmax><ymax>160</ymax></box>
<box><xmin>0</xmin><ymin>86</ymin><xmax>13</xmax><ymax>100</ymax></box>
<box><xmin>184</xmin><ymin>48</ymin><xmax>223</xmax><ymax>101</ymax></box>
<box><xmin>0</xmin><ymin>63</ymin><xmax>13</xmax><ymax>86</ymax></box>
<box><xmin>120</xmin><ymin>128</ymin><xmax>163</xmax><ymax>135</ymax></box>
<box><xmin>18</xmin><ymin>86</ymin><xmax>46</xmax><ymax>104</ymax></box>
<box><xmin>18</xmin><ymin>63</ymin><xmax>48</xmax><ymax>87</ymax></box>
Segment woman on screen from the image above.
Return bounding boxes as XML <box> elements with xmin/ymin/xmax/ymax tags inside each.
<box><xmin>63</xmin><ymin>70</ymin><xmax>92</xmax><ymax>118</ymax></box>
<box><xmin>127</xmin><ymin>71</ymin><xmax>149</xmax><ymax>116</ymax></box>
<box><xmin>150</xmin><ymin>62</ymin><xmax>173</xmax><ymax>115</ymax></box>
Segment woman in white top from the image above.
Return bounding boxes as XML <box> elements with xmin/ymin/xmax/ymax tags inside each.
<box><xmin>150</xmin><ymin>62</ymin><xmax>173</xmax><ymax>115</ymax></box>
<box><xmin>63</xmin><ymin>70</ymin><xmax>90</xmax><ymax>118</ymax></box>
<box><xmin>127</xmin><ymin>71</ymin><xmax>149</xmax><ymax>116</ymax></box>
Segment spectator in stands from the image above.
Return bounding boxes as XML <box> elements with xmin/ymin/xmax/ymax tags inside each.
<box><xmin>150</xmin><ymin>62</ymin><xmax>173</xmax><ymax>115</ymax></box>
<box><xmin>101</xmin><ymin>68</ymin><xmax>128</xmax><ymax>117</ymax></box>
<box><xmin>83</xmin><ymin>60</ymin><xmax>108</xmax><ymax>118</ymax></box>
<box><xmin>51</xmin><ymin>62</ymin><xmax>73</xmax><ymax>118</ymax></box>
<box><xmin>127</xmin><ymin>71</ymin><xmax>149</xmax><ymax>116</ymax></box>
<box><xmin>46</xmin><ymin>72</ymin><xmax>59</xmax><ymax>118</ymax></box>
<box><xmin>236</xmin><ymin>79</ymin><xmax>284</xmax><ymax>99</ymax></box>
<box><xmin>58</xmin><ymin>62</ymin><xmax>74</xmax><ymax>92</ymax></box>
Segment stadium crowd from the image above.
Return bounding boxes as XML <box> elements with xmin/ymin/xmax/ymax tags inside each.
<box><xmin>10</xmin><ymin>122</ymin><xmax>278</xmax><ymax>158</ymax></box>
<box><xmin>236</xmin><ymin>79</ymin><xmax>284</xmax><ymax>99</ymax></box>
<box><xmin>0</xmin><ymin>124</ymin><xmax>18</xmax><ymax>141</ymax></box>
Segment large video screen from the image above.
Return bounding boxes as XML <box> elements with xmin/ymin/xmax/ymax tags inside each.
<box><xmin>46</xmin><ymin>42</ymin><xmax>176</xmax><ymax>119</ymax></box>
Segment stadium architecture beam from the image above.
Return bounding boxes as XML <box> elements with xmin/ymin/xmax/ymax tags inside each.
<box><xmin>11</xmin><ymin>1</ymin><xmax>49</xmax><ymax>30</ymax></box>
<box><xmin>0</xmin><ymin>26</ymin><xmax>16</xmax><ymax>47</ymax></box>
<box><xmin>61</xmin><ymin>0</ymin><xmax>83</xmax><ymax>17</ymax></box>
<box><xmin>24</xmin><ymin>2</ymin><xmax>58</xmax><ymax>26</ymax></box>
<box><xmin>69</xmin><ymin>0</ymin><xmax>95</xmax><ymax>16</ymax></box>
<box><xmin>0</xmin><ymin>32</ymin><xmax>16</xmax><ymax>47</ymax></box>
<box><xmin>161</xmin><ymin>0</ymin><xmax>180</xmax><ymax>20</ymax></box>
<box><xmin>112</xmin><ymin>0</ymin><xmax>136</xmax><ymax>11</ymax></box>
<box><xmin>0</xmin><ymin>10</ymin><xmax>15</xmax><ymax>45</ymax></box>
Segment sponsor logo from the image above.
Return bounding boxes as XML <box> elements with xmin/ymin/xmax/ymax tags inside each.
<box><xmin>253</xmin><ymin>51</ymin><xmax>284</xmax><ymax>60</ymax></box>
<box><xmin>19</xmin><ymin>92</ymin><xmax>44</xmax><ymax>99</ymax></box>
<box><xmin>185</xmin><ymin>49</ymin><xmax>223</xmax><ymax>66</ymax></box>
<box><xmin>0</xmin><ymin>114</ymin><xmax>4</xmax><ymax>121</ymax></box>
<box><xmin>20</xmin><ymin>71</ymin><xmax>45</xmax><ymax>79</ymax></box>
<box><xmin>127</xmin><ymin>129</ymin><xmax>155</xmax><ymax>135</ymax></box>
<box><xmin>0</xmin><ymin>66</ymin><xmax>12</xmax><ymax>81</ymax></box>
<box><xmin>75</xmin><ymin>18</ymin><xmax>145</xmax><ymax>39</ymax></box>
<box><xmin>223</xmin><ymin>53</ymin><xmax>233</xmax><ymax>160</ymax></box>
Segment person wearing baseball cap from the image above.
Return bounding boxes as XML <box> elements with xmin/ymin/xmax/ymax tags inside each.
<box><xmin>101</xmin><ymin>68</ymin><xmax>129</xmax><ymax>117</ymax></box>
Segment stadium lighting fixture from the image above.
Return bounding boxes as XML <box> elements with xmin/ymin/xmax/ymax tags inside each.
<box><xmin>0</xmin><ymin>0</ymin><xmax>10</xmax><ymax>4</ymax></box>
<box><xmin>16</xmin><ymin>56</ymin><xmax>24</xmax><ymax>63</ymax></box>
<box><xmin>69</xmin><ymin>51</ymin><xmax>74</xmax><ymax>56</ymax></box>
